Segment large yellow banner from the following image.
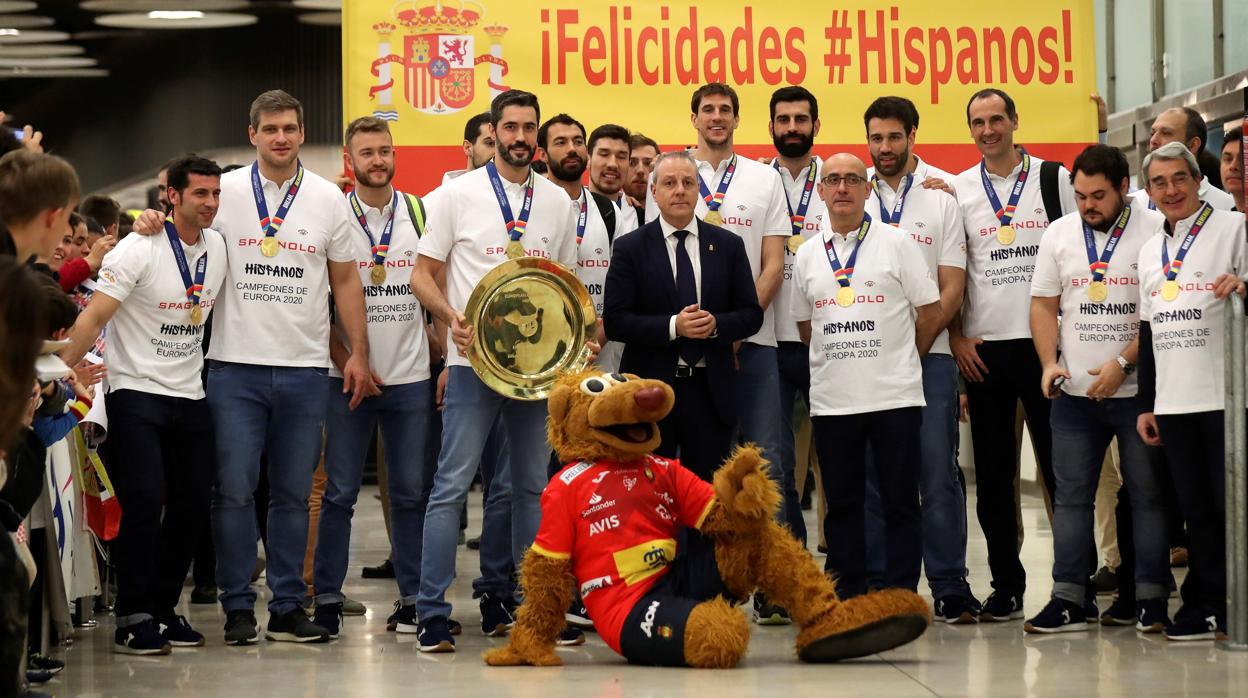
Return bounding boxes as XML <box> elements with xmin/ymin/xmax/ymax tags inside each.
<box><xmin>343</xmin><ymin>1</ymin><xmax>1097</xmax><ymax>193</ymax></box>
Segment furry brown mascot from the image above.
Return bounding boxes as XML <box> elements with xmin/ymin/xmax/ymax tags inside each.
<box><xmin>484</xmin><ymin>370</ymin><xmax>930</xmax><ymax>668</ymax></box>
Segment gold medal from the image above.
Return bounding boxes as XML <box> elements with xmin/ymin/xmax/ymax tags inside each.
<box><xmin>506</xmin><ymin>240</ymin><xmax>526</xmax><ymax>259</ymax></box>
<box><xmin>835</xmin><ymin>285</ymin><xmax>856</xmax><ymax>308</ymax></box>
<box><xmin>260</xmin><ymin>236</ymin><xmax>279</xmax><ymax>257</ymax></box>
<box><xmin>1086</xmin><ymin>281</ymin><xmax>1108</xmax><ymax>303</ymax></box>
<box><xmin>190</xmin><ymin>305</ymin><xmax>203</xmax><ymax>325</ymax></box>
<box><xmin>370</xmin><ymin>263</ymin><xmax>387</xmax><ymax>285</ymax></box>
<box><xmin>704</xmin><ymin>210</ymin><xmax>723</xmax><ymax>226</ymax></box>
<box><xmin>996</xmin><ymin>224</ymin><xmax>1016</xmax><ymax>246</ymax></box>
<box><xmin>787</xmin><ymin>234</ymin><xmax>806</xmax><ymax>254</ymax></box>
<box><xmin>1161</xmin><ymin>279</ymin><xmax>1181</xmax><ymax>302</ymax></box>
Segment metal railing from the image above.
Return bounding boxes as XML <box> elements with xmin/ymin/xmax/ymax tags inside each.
<box><xmin>1221</xmin><ymin>292</ymin><xmax>1248</xmax><ymax>651</ymax></box>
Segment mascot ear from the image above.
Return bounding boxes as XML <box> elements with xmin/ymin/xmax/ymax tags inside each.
<box><xmin>548</xmin><ymin>383</ymin><xmax>571</xmax><ymax>427</ymax></box>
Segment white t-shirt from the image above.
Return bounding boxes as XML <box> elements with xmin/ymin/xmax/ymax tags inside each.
<box><xmin>576</xmin><ymin>188</ymin><xmax>633</xmax><ymax>372</ymax></box>
<box><xmin>771</xmin><ymin>156</ymin><xmax>828</xmax><ymax>343</ymax></box>
<box><xmin>1130</xmin><ymin>176</ymin><xmax>1237</xmax><ymax>212</ymax></box>
<box><xmin>867</xmin><ymin>156</ymin><xmax>966</xmax><ymax>355</ymax></box>
<box><xmin>1030</xmin><ymin>201</ymin><xmax>1164</xmax><ymax>398</ymax></box>
<box><xmin>330</xmin><ymin>191</ymin><xmax>430</xmax><ymax>386</ymax></box>
<box><xmin>418</xmin><ymin>164</ymin><xmax>578</xmax><ymax>368</ymax></box>
<box><xmin>95</xmin><ymin>227</ymin><xmax>228</xmax><ymax>400</ymax></box>
<box><xmin>645</xmin><ymin>154</ymin><xmax>790</xmax><ymax>346</ymax></box>
<box><xmin>955</xmin><ymin>153</ymin><xmax>1077</xmax><ymax>340</ymax></box>
<box><xmin>790</xmin><ymin>217</ymin><xmax>941</xmax><ymax>416</ymax></box>
<box><xmin>1137</xmin><ymin>205</ymin><xmax>1248</xmax><ymax>414</ymax></box>
<box><xmin>207</xmin><ymin>165</ymin><xmax>356</xmax><ymax>367</ymax></box>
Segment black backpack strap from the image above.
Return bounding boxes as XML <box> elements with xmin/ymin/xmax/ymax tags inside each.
<box><xmin>590</xmin><ymin>191</ymin><xmax>617</xmax><ymax>245</ymax></box>
<box><xmin>400</xmin><ymin>191</ymin><xmax>426</xmax><ymax>237</ymax></box>
<box><xmin>1039</xmin><ymin>160</ymin><xmax>1064</xmax><ymax>222</ymax></box>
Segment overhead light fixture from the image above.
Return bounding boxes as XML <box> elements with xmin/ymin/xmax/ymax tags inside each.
<box><xmin>0</xmin><ymin>2</ymin><xmax>37</xmax><ymax>12</ymax></box>
<box><xmin>0</xmin><ymin>15</ymin><xmax>55</xmax><ymax>29</ymax></box>
<box><xmin>297</xmin><ymin>12</ymin><xmax>340</xmax><ymax>27</ymax></box>
<box><xmin>95</xmin><ymin>12</ymin><xmax>256</xmax><ymax>29</ymax></box>
<box><xmin>0</xmin><ymin>43</ymin><xmax>85</xmax><ymax>57</ymax></box>
<box><xmin>293</xmin><ymin>0</ymin><xmax>340</xmax><ymax>8</ymax></box>
<box><xmin>147</xmin><ymin>10</ymin><xmax>203</xmax><ymax>20</ymax></box>
<box><xmin>0</xmin><ymin>67</ymin><xmax>108</xmax><ymax>78</ymax></box>
<box><xmin>0</xmin><ymin>30</ymin><xmax>70</xmax><ymax>44</ymax></box>
<box><xmin>0</xmin><ymin>56</ymin><xmax>98</xmax><ymax>68</ymax></box>
<box><xmin>80</xmin><ymin>1</ymin><xmax>246</xmax><ymax>11</ymax></box>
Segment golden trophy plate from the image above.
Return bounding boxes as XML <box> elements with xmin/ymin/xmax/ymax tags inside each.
<box><xmin>464</xmin><ymin>256</ymin><xmax>596</xmax><ymax>400</ymax></box>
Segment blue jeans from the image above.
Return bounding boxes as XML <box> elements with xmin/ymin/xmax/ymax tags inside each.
<box><xmin>472</xmin><ymin>417</ymin><xmax>516</xmax><ymax>599</ymax></box>
<box><xmin>775</xmin><ymin>341</ymin><xmax>810</xmax><ymax>543</ymax></box>
<box><xmin>1049</xmin><ymin>393</ymin><xmax>1168</xmax><ymax>603</ymax></box>
<box><xmin>207</xmin><ymin>361</ymin><xmax>330</xmax><ymax>615</ymax></box>
<box><xmin>865</xmin><ymin>354</ymin><xmax>972</xmax><ymax>599</ymax></box>
<box><xmin>416</xmin><ymin>366</ymin><xmax>551</xmax><ymax>620</ymax></box>
<box><xmin>735</xmin><ymin>342</ymin><xmax>787</xmax><ymax>520</ymax></box>
<box><xmin>314</xmin><ymin>379</ymin><xmax>431</xmax><ymax>606</ymax></box>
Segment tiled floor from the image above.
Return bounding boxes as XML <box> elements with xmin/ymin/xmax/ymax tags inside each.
<box><xmin>47</xmin><ymin>485</ymin><xmax>1248</xmax><ymax>697</ymax></box>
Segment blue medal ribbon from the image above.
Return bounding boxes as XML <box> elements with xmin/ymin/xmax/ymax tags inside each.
<box><xmin>697</xmin><ymin>154</ymin><xmax>737</xmax><ymax>213</ymax></box>
<box><xmin>1081</xmin><ymin>203</ymin><xmax>1133</xmax><ymax>282</ymax></box>
<box><xmin>824</xmin><ymin>214</ymin><xmax>872</xmax><ymax>287</ymax></box>
<box><xmin>979</xmin><ymin>149</ymin><xmax>1030</xmax><ymax>227</ymax></box>
<box><xmin>576</xmin><ymin>188</ymin><xmax>590</xmax><ymax>245</ymax></box>
<box><xmin>774</xmin><ymin>158</ymin><xmax>818</xmax><ymax>235</ymax></box>
<box><xmin>485</xmin><ymin>160</ymin><xmax>534</xmax><ymax>242</ymax></box>
<box><xmin>873</xmin><ymin>173</ymin><xmax>914</xmax><ymax>225</ymax></box>
<box><xmin>251</xmin><ymin>161</ymin><xmax>304</xmax><ymax>241</ymax></box>
<box><xmin>163</xmin><ymin>217</ymin><xmax>207</xmax><ymax>306</ymax></box>
<box><xmin>348</xmin><ymin>191</ymin><xmax>398</xmax><ymax>265</ymax></box>
<box><xmin>1161</xmin><ymin>203</ymin><xmax>1213</xmax><ymax>280</ymax></box>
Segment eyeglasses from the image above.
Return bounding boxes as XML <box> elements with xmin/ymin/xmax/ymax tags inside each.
<box><xmin>820</xmin><ymin>174</ymin><xmax>866</xmax><ymax>187</ymax></box>
<box><xmin>1147</xmin><ymin>171</ymin><xmax>1194</xmax><ymax>191</ymax></box>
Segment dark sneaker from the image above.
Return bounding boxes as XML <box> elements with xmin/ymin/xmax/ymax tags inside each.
<box><xmin>224</xmin><ymin>610</ymin><xmax>259</xmax><ymax>646</ymax></box>
<box><xmin>934</xmin><ymin>595</ymin><xmax>981</xmax><ymax>625</ymax></box>
<box><xmin>190</xmin><ymin>584</ymin><xmax>217</xmax><ymax>605</ymax></box>
<box><xmin>1099</xmin><ymin>597</ymin><xmax>1135</xmax><ymax>626</ymax></box>
<box><xmin>26</xmin><ymin>668</ymin><xmax>53</xmax><ymax>684</ymax></box>
<box><xmin>1090</xmin><ymin>566</ymin><xmax>1118</xmax><ymax>595</ymax></box>
<box><xmin>266</xmin><ymin>609</ymin><xmax>331</xmax><ymax>643</ymax></box>
<box><xmin>417</xmin><ymin>616</ymin><xmax>456</xmax><ymax>653</ymax></box>
<box><xmin>1083</xmin><ymin>597</ymin><xmax>1099</xmax><ymax>624</ymax></box>
<box><xmin>158</xmin><ymin>614</ymin><xmax>205</xmax><ymax>647</ymax></box>
<box><xmin>752</xmin><ymin>593</ymin><xmax>793</xmax><ymax>626</ymax></box>
<box><xmin>1023</xmin><ymin>598</ymin><xmax>1088</xmax><ymax>634</ymax></box>
<box><xmin>1136</xmin><ymin>598</ymin><xmax>1171</xmax><ymax>634</ymax></box>
<box><xmin>557</xmin><ymin>625</ymin><xmax>586</xmax><ymax>646</ymax></box>
<box><xmin>566</xmin><ymin>600</ymin><xmax>594</xmax><ymax>629</ymax></box>
<box><xmin>466</xmin><ymin>536</ymin><xmax>482</xmax><ymax>550</ymax></box>
<box><xmin>979</xmin><ymin>591</ymin><xmax>1025</xmax><ymax>622</ymax></box>
<box><xmin>1165</xmin><ymin>614</ymin><xmax>1222</xmax><ymax>642</ymax></box>
<box><xmin>313</xmin><ymin>603</ymin><xmax>343</xmax><ymax>639</ymax></box>
<box><xmin>480</xmin><ymin>593</ymin><xmax>516</xmax><ymax>637</ymax></box>
<box><xmin>27</xmin><ymin>654</ymin><xmax>64</xmax><ymax>675</ymax></box>
<box><xmin>362</xmin><ymin>559</ymin><xmax>396</xmax><ymax>579</ymax></box>
<box><xmin>387</xmin><ymin>601</ymin><xmax>419</xmax><ymax>634</ymax></box>
<box><xmin>115</xmin><ymin>618</ymin><xmax>173</xmax><ymax>655</ymax></box>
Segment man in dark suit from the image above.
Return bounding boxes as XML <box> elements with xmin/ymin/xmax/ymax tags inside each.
<box><xmin>604</xmin><ymin>151</ymin><xmax>763</xmax><ymax>481</ymax></box>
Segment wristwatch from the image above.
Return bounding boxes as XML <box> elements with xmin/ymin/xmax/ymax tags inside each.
<box><xmin>1117</xmin><ymin>355</ymin><xmax>1136</xmax><ymax>375</ymax></box>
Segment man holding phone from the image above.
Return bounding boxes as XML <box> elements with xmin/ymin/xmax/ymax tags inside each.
<box><xmin>1026</xmin><ymin>144</ymin><xmax>1170</xmax><ymax>634</ymax></box>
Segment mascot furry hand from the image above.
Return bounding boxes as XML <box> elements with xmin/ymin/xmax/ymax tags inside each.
<box><xmin>484</xmin><ymin>370</ymin><xmax>930</xmax><ymax>669</ymax></box>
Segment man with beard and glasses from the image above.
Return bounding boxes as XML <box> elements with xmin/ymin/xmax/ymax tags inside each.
<box><xmin>307</xmin><ymin>116</ymin><xmax>435</xmax><ymax>640</ymax></box>
<box><xmin>763</xmin><ymin>86</ymin><xmax>826</xmax><ymax>624</ymax></box>
<box><xmin>626</xmin><ymin>133</ymin><xmax>659</xmax><ymax>210</ymax></box>
<box><xmin>410</xmin><ymin>89</ymin><xmax>594</xmax><ymax>653</ymax></box>
<box><xmin>860</xmin><ymin>96</ymin><xmax>977</xmax><ymax>624</ymax></box>
<box><xmin>1026</xmin><ymin>144</ymin><xmax>1170</xmax><ymax>634</ymax></box>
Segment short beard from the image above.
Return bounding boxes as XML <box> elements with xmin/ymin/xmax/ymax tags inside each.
<box><xmin>871</xmin><ymin>147</ymin><xmax>911</xmax><ymax>178</ymax></box>
<box><xmin>549</xmin><ymin>156</ymin><xmax>587</xmax><ymax>183</ymax></box>
<box><xmin>773</xmin><ymin>132</ymin><xmax>814</xmax><ymax>159</ymax></box>
<box><xmin>353</xmin><ymin>166</ymin><xmax>393</xmax><ymax>188</ymax></box>
<box><xmin>499</xmin><ymin>143</ymin><xmax>534</xmax><ymax>168</ymax></box>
